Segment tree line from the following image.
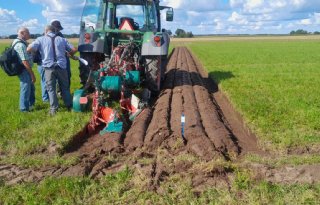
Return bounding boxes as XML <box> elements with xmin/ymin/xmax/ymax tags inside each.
<box><xmin>4</xmin><ymin>29</ymin><xmax>320</xmax><ymax>39</ymax></box>
<box><xmin>174</xmin><ymin>28</ymin><xmax>194</xmax><ymax>38</ymax></box>
<box><xmin>6</xmin><ymin>34</ymin><xmax>80</xmax><ymax>39</ymax></box>
<box><xmin>290</xmin><ymin>29</ymin><xmax>320</xmax><ymax>35</ymax></box>
<box><xmin>164</xmin><ymin>29</ymin><xmax>194</xmax><ymax>38</ymax></box>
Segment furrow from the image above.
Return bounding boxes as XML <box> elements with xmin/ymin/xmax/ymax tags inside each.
<box><xmin>184</xmin><ymin>48</ymin><xmax>240</xmax><ymax>156</ymax></box>
<box><xmin>178</xmin><ymin>47</ymin><xmax>217</xmax><ymax>161</ymax></box>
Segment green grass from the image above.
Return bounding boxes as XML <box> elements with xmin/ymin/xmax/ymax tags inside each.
<box><xmin>1</xmin><ymin>39</ymin><xmax>320</xmax><ymax>204</ymax></box>
<box><xmin>188</xmin><ymin>40</ymin><xmax>320</xmax><ymax>151</ymax></box>
<box><xmin>0</xmin><ymin>42</ymin><xmax>90</xmax><ymax>167</ymax></box>
<box><xmin>0</xmin><ymin>167</ymin><xmax>319</xmax><ymax>204</ymax></box>
<box><xmin>245</xmin><ymin>153</ymin><xmax>320</xmax><ymax>168</ymax></box>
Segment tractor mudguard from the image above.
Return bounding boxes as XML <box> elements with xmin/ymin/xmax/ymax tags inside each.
<box><xmin>141</xmin><ymin>32</ymin><xmax>170</xmax><ymax>56</ymax></box>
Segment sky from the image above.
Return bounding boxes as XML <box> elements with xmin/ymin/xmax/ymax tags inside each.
<box><xmin>0</xmin><ymin>0</ymin><xmax>320</xmax><ymax>36</ymax></box>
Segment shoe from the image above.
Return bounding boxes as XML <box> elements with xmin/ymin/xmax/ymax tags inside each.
<box><xmin>49</xmin><ymin>110</ymin><xmax>57</xmax><ymax>116</ymax></box>
<box><xmin>20</xmin><ymin>109</ymin><xmax>29</xmax><ymax>113</ymax></box>
<box><xmin>66</xmin><ymin>105</ymin><xmax>73</xmax><ymax>112</ymax></box>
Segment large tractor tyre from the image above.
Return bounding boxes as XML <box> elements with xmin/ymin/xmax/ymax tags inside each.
<box><xmin>161</xmin><ymin>55</ymin><xmax>168</xmax><ymax>82</ymax></box>
<box><xmin>79</xmin><ymin>52</ymin><xmax>104</xmax><ymax>91</ymax></box>
<box><xmin>79</xmin><ymin>52</ymin><xmax>92</xmax><ymax>87</ymax></box>
<box><xmin>145</xmin><ymin>56</ymin><xmax>161</xmax><ymax>93</ymax></box>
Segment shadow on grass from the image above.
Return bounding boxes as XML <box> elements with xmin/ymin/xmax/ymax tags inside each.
<box><xmin>209</xmin><ymin>71</ymin><xmax>235</xmax><ymax>85</ymax></box>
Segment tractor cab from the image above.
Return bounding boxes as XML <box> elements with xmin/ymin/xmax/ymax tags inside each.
<box><xmin>107</xmin><ymin>0</ymin><xmax>159</xmax><ymax>32</ymax></box>
<box><xmin>79</xmin><ymin>0</ymin><xmax>173</xmax><ymax>55</ymax></box>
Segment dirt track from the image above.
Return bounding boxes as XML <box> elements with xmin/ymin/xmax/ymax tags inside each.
<box><xmin>3</xmin><ymin>47</ymin><xmax>319</xmax><ymax>189</ymax></box>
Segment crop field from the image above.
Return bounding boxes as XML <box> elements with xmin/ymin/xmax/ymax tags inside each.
<box><xmin>188</xmin><ymin>38</ymin><xmax>320</xmax><ymax>151</ymax></box>
<box><xmin>0</xmin><ymin>37</ymin><xmax>320</xmax><ymax>204</ymax></box>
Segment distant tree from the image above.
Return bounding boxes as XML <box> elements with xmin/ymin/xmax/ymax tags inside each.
<box><xmin>9</xmin><ymin>34</ymin><xmax>18</xmax><ymax>39</ymax></box>
<box><xmin>175</xmin><ymin>29</ymin><xmax>194</xmax><ymax>38</ymax></box>
<box><xmin>186</xmin><ymin>31</ymin><xmax>194</xmax><ymax>38</ymax></box>
<box><xmin>66</xmin><ymin>33</ymin><xmax>80</xmax><ymax>38</ymax></box>
<box><xmin>73</xmin><ymin>33</ymin><xmax>80</xmax><ymax>38</ymax></box>
<box><xmin>290</xmin><ymin>29</ymin><xmax>308</xmax><ymax>35</ymax></box>
<box><xmin>30</xmin><ymin>34</ymin><xmax>42</xmax><ymax>39</ymax></box>
<box><xmin>175</xmin><ymin>28</ymin><xmax>186</xmax><ymax>37</ymax></box>
<box><xmin>314</xmin><ymin>31</ymin><xmax>320</xmax><ymax>35</ymax></box>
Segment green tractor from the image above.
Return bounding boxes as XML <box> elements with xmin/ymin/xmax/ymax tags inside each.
<box><xmin>73</xmin><ymin>0</ymin><xmax>173</xmax><ymax>133</ymax></box>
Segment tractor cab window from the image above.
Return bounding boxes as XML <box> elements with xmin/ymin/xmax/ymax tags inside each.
<box><xmin>146</xmin><ymin>1</ymin><xmax>158</xmax><ymax>31</ymax></box>
<box><xmin>111</xmin><ymin>2</ymin><xmax>159</xmax><ymax>32</ymax></box>
<box><xmin>81</xmin><ymin>0</ymin><xmax>105</xmax><ymax>30</ymax></box>
<box><xmin>115</xmin><ymin>5</ymin><xmax>145</xmax><ymax>30</ymax></box>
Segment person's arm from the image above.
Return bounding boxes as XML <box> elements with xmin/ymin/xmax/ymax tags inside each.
<box><xmin>26</xmin><ymin>45</ymin><xmax>33</xmax><ymax>53</ymax></box>
<box><xmin>65</xmin><ymin>39</ymin><xmax>77</xmax><ymax>57</ymax></box>
<box><xmin>66</xmin><ymin>47</ymin><xmax>78</xmax><ymax>60</ymax></box>
<box><xmin>22</xmin><ymin>60</ymin><xmax>36</xmax><ymax>83</ymax></box>
<box><xmin>27</xmin><ymin>38</ymin><xmax>40</xmax><ymax>53</ymax></box>
<box><xmin>17</xmin><ymin>42</ymin><xmax>36</xmax><ymax>83</ymax></box>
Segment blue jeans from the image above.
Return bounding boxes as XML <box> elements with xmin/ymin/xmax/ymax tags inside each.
<box><xmin>37</xmin><ymin>65</ymin><xmax>49</xmax><ymax>102</ymax></box>
<box><xmin>56</xmin><ymin>57</ymin><xmax>71</xmax><ymax>93</ymax></box>
<box><xmin>66</xmin><ymin>57</ymin><xmax>71</xmax><ymax>86</ymax></box>
<box><xmin>18</xmin><ymin>69</ymin><xmax>35</xmax><ymax>112</ymax></box>
<box><xmin>44</xmin><ymin>65</ymin><xmax>72</xmax><ymax>113</ymax></box>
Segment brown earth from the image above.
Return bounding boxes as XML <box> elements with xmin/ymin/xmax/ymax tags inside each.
<box><xmin>1</xmin><ymin>47</ymin><xmax>319</xmax><ymax>189</ymax></box>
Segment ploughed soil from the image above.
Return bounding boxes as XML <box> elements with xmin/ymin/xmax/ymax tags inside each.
<box><xmin>1</xmin><ymin>47</ymin><xmax>320</xmax><ymax>189</ymax></box>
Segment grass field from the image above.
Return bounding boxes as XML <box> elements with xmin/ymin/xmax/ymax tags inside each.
<box><xmin>0</xmin><ymin>41</ymin><xmax>90</xmax><ymax>168</ymax></box>
<box><xmin>1</xmin><ymin>37</ymin><xmax>320</xmax><ymax>204</ymax></box>
<box><xmin>0</xmin><ymin>167</ymin><xmax>319</xmax><ymax>204</ymax></box>
<box><xmin>187</xmin><ymin>39</ymin><xmax>320</xmax><ymax>151</ymax></box>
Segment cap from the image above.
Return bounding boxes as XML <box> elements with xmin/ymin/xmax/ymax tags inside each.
<box><xmin>51</xmin><ymin>20</ymin><xmax>63</xmax><ymax>31</ymax></box>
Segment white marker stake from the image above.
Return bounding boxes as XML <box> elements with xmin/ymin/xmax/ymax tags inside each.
<box><xmin>181</xmin><ymin>113</ymin><xmax>186</xmax><ymax>141</ymax></box>
<box><xmin>72</xmin><ymin>56</ymin><xmax>88</xmax><ymax>66</ymax></box>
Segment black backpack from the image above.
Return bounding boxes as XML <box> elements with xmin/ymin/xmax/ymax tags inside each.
<box><xmin>33</xmin><ymin>50</ymin><xmax>42</xmax><ymax>64</ymax></box>
<box><xmin>0</xmin><ymin>40</ymin><xmax>27</xmax><ymax>76</ymax></box>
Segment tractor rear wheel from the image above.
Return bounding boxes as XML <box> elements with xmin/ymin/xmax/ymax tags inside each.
<box><xmin>145</xmin><ymin>56</ymin><xmax>161</xmax><ymax>92</ymax></box>
<box><xmin>79</xmin><ymin>52</ymin><xmax>104</xmax><ymax>92</ymax></box>
<box><xmin>161</xmin><ymin>55</ymin><xmax>168</xmax><ymax>81</ymax></box>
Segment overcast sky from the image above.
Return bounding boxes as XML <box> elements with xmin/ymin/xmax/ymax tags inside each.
<box><xmin>0</xmin><ymin>0</ymin><xmax>320</xmax><ymax>35</ymax></box>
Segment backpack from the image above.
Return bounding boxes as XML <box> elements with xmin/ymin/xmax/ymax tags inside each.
<box><xmin>33</xmin><ymin>50</ymin><xmax>42</xmax><ymax>64</ymax></box>
<box><xmin>0</xmin><ymin>40</ymin><xmax>27</xmax><ymax>76</ymax></box>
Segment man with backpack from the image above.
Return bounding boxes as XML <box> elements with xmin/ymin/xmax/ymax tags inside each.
<box><xmin>14</xmin><ymin>27</ymin><xmax>36</xmax><ymax>112</ymax></box>
<box><xmin>27</xmin><ymin>25</ymin><xmax>77</xmax><ymax>116</ymax></box>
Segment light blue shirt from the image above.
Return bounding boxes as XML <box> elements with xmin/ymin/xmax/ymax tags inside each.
<box><xmin>30</xmin><ymin>32</ymin><xmax>74</xmax><ymax>69</ymax></box>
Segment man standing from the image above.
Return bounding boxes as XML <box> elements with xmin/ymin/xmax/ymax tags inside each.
<box><xmin>27</xmin><ymin>25</ymin><xmax>77</xmax><ymax>115</ymax></box>
<box><xmin>51</xmin><ymin>20</ymin><xmax>71</xmax><ymax>87</ymax></box>
<box><xmin>14</xmin><ymin>27</ymin><xmax>36</xmax><ymax>112</ymax></box>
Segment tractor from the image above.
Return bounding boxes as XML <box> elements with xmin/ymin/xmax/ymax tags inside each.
<box><xmin>73</xmin><ymin>0</ymin><xmax>174</xmax><ymax>134</ymax></box>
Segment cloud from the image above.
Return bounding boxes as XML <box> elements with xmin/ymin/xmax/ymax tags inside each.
<box><xmin>0</xmin><ymin>8</ymin><xmax>18</xmax><ymax>22</ymax></box>
<box><xmin>20</xmin><ymin>19</ymin><xmax>39</xmax><ymax>28</ymax></box>
<box><xmin>0</xmin><ymin>8</ymin><xmax>23</xmax><ymax>35</ymax></box>
<box><xmin>2</xmin><ymin>0</ymin><xmax>320</xmax><ymax>36</ymax></box>
<box><xmin>228</xmin><ymin>12</ymin><xmax>248</xmax><ymax>25</ymax></box>
<box><xmin>161</xmin><ymin>0</ymin><xmax>320</xmax><ymax>34</ymax></box>
<box><xmin>162</xmin><ymin>0</ymin><xmax>229</xmax><ymax>12</ymax></box>
<box><xmin>29</xmin><ymin>0</ymin><xmax>85</xmax><ymax>34</ymax></box>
